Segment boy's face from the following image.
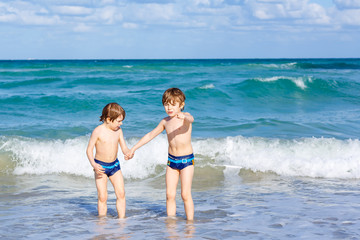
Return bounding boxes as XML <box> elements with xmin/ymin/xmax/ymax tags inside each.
<box><xmin>106</xmin><ymin>115</ymin><xmax>123</xmax><ymax>131</ymax></box>
<box><xmin>163</xmin><ymin>100</ymin><xmax>184</xmax><ymax>117</ymax></box>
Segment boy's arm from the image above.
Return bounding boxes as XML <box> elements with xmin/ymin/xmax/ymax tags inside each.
<box><xmin>127</xmin><ymin>119</ymin><xmax>165</xmax><ymax>159</ymax></box>
<box><xmin>86</xmin><ymin>129</ymin><xmax>104</xmax><ymax>173</ymax></box>
<box><xmin>118</xmin><ymin>128</ymin><xmax>130</xmax><ymax>156</ymax></box>
<box><xmin>177</xmin><ymin>112</ymin><xmax>194</xmax><ymax>123</ymax></box>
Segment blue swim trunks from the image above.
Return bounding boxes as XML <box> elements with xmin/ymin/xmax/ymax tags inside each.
<box><xmin>94</xmin><ymin>158</ymin><xmax>121</xmax><ymax>177</ymax></box>
<box><xmin>167</xmin><ymin>153</ymin><xmax>194</xmax><ymax>170</ymax></box>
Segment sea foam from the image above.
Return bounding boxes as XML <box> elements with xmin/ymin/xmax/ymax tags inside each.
<box><xmin>198</xmin><ymin>84</ymin><xmax>215</xmax><ymax>89</ymax></box>
<box><xmin>1</xmin><ymin>135</ymin><xmax>360</xmax><ymax>179</ymax></box>
<box><xmin>254</xmin><ymin>62</ymin><xmax>297</xmax><ymax>69</ymax></box>
<box><xmin>254</xmin><ymin>76</ymin><xmax>313</xmax><ymax>90</ymax></box>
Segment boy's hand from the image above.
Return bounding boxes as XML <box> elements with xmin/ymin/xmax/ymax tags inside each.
<box><xmin>94</xmin><ymin>164</ymin><xmax>105</xmax><ymax>175</ymax></box>
<box><xmin>124</xmin><ymin>149</ymin><xmax>130</xmax><ymax>160</ymax></box>
<box><xmin>177</xmin><ymin>112</ymin><xmax>194</xmax><ymax>123</ymax></box>
<box><xmin>177</xmin><ymin>112</ymin><xmax>185</xmax><ymax>119</ymax></box>
<box><xmin>125</xmin><ymin>149</ymin><xmax>135</xmax><ymax>160</ymax></box>
<box><xmin>124</xmin><ymin>153</ymin><xmax>133</xmax><ymax>160</ymax></box>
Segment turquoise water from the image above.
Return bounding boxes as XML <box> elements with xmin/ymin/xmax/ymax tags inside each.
<box><xmin>1</xmin><ymin>59</ymin><xmax>360</xmax><ymax>140</ymax></box>
<box><xmin>1</xmin><ymin>59</ymin><xmax>360</xmax><ymax>239</ymax></box>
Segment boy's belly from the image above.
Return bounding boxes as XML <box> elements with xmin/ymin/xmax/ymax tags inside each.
<box><xmin>168</xmin><ymin>144</ymin><xmax>193</xmax><ymax>156</ymax></box>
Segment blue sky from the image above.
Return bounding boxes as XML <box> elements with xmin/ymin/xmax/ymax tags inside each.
<box><xmin>0</xmin><ymin>0</ymin><xmax>359</xmax><ymax>59</ymax></box>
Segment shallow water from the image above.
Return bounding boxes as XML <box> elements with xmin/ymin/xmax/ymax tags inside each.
<box><xmin>1</xmin><ymin>171</ymin><xmax>359</xmax><ymax>239</ymax></box>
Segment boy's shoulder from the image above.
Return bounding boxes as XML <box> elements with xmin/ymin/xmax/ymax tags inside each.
<box><xmin>93</xmin><ymin>123</ymin><xmax>105</xmax><ymax>133</ymax></box>
<box><xmin>162</xmin><ymin>116</ymin><xmax>172</xmax><ymax>124</ymax></box>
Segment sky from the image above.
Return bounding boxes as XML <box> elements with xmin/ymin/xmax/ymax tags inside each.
<box><xmin>0</xmin><ymin>0</ymin><xmax>359</xmax><ymax>59</ymax></box>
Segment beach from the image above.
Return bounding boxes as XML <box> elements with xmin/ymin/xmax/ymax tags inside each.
<box><xmin>1</xmin><ymin>59</ymin><xmax>360</xmax><ymax>239</ymax></box>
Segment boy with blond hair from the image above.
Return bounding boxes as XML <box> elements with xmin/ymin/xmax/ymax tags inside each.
<box><xmin>127</xmin><ymin>88</ymin><xmax>195</xmax><ymax>220</ymax></box>
<box><xmin>86</xmin><ymin>102</ymin><xmax>129</xmax><ymax>218</ymax></box>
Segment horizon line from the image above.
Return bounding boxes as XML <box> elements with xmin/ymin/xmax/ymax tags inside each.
<box><xmin>0</xmin><ymin>57</ymin><xmax>359</xmax><ymax>61</ymax></box>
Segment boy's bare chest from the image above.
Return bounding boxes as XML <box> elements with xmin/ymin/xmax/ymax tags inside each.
<box><xmin>98</xmin><ymin>132</ymin><xmax>119</xmax><ymax>145</ymax></box>
<box><xmin>165</xmin><ymin>119</ymin><xmax>188</xmax><ymax>135</ymax></box>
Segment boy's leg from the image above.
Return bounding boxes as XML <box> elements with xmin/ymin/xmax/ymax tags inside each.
<box><xmin>95</xmin><ymin>172</ymin><xmax>108</xmax><ymax>217</ymax></box>
<box><xmin>180</xmin><ymin>165</ymin><xmax>194</xmax><ymax>221</ymax></box>
<box><xmin>109</xmin><ymin>170</ymin><xmax>126</xmax><ymax>218</ymax></box>
<box><xmin>166</xmin><ymin>166</ymin><xmax>180</xmax><ymax>217</ymax></box>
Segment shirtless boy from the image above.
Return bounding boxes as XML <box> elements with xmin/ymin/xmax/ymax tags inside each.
<box><xmin>127</xmin><ymin>88</ymin><xmax>195</xmax><ymax>220</ymax></box>
<box><xmin>86</xmin><ymin>102</ymin><xmax>129</xmax><ymax>218</ymax></box>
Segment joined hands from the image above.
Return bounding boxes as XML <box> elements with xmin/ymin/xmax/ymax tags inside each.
<box><xmin>124</xmin><ymin>148</ymin><xmax>135</xmax><ymax>160</ymax></box>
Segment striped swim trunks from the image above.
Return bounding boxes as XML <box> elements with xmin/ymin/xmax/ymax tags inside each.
<box><xmin>167</xmin><ymin>153</ymin><xmax>194</xmax><ymax>170</ymax></box>
<box><xmin>95</xmin><ymin>158</ymin><xmax>121</xmax><ymax>177</ymax></box>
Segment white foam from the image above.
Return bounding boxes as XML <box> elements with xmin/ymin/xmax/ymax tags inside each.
<box><xmin>1</xmin><ymin>135</ymin><xmax>360</xmax><ymax>179</ymax></box>
<box><xmin>1</xmin><ymin>136</ymin><xmax>93</xmax><ymax>177</ymax></box>
<box><xmin>199</xmin><ymin>84</ymin><xmax>215</xmax><ymax>89</ymax></box>
<box><xmin>0</xmin><ymin>135</ymin><xmax>169</xmax><ymax>179</ymax></box>
<box><xmin>254</xmin><ymin>76</ymin><xmax>312</xmax><ymax>90</ymax></box>
<box><xmin>193</xmin><ymin>136</ymin><xmax>360</xmax><ymax>179</ymax></box>
<box><xmin>122</xmin><ymin>135</ymin><xmax>168</xmax><ymax>179</ymax></box>
<box><xmin>259</xmin><ymin>62</ymin><xmax>297</xmax><ymax>69</ymax></box>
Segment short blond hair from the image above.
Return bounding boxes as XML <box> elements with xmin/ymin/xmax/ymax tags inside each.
<box><xmin>162</xmin><ymin>88</ymin><xmax>185</xmax><ymax>108</ymax></box>
<box><xmin>99</xmin><ymin>102</ymin><xmax>125</xmax><ymax>122</ymax></box>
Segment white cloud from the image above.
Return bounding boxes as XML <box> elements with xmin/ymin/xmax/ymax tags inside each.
<box><xmin>130</xmin><ymin>3</ymin><xmax>180</xmax><ymax>22</ymax></box>
<box><xmin>20</xmin><ymin>14</ymin><xmax>60</xmax><ymax>25</ymax></box>
<box><xmin>73</xmin><ymin>22</ymin><xmax>92</xmax><ymax>32</ymax></box>
<box><xmin>122</xmin><ymin>22</ymin><xmax>139</xmax><ymax>29</ymax></box>
<box><xmin>332</xmin><ymin>8</ymin><xmax>360</xmax><ymax>25</ymax></box>
<box><xmin>299</xmin><ymin>3</ymin><xmax>330</xmax><ymax>24</ymax></box>
<box><xmin>0</xmin><ymin>1</ymin><xmax>60</xmax><ymax>25</ymax></box>
<box><xmin>331</xmin><ymin>0</ymin><xmax>360</xmax><ymax>26</ymax></box>
<box><xmin>0</xmin><ymin>4</ymin><xmax>17</xmax><ymax>22</ymax></box>
<box><xmin>245</xmin><ymin>0</ymin><xmax>330</xmax><ymax>23</ymax></box>
<box><xmin>0</xmin><ymin>14</ymin><xmax>16</xmax><ymax>22</ymax></box>
<box><xmin>101</xmin><ymin>0</ymin><xmax>116</xmax><ymax>4</ymax></box>
<box><xmin>52</xmin><ymin>5</ymin><xmax>93</xmax><ymax>15</ymax></box>
<box><xmin>194</xmin><ymin>0</ymin><xmax>211</xmax><ymax>6</ymax></box>
<box><xmin>93</xmin><ymin>6</ymin><xmax>123</xmax><ymax>24</ymax></box>
<box><xmin>0</xmin><ymin>0</ymin><xmax>358</xmax><ymax>31</ymax></box>
<box><xmin>333</xmin><ymin>0</ymin><xmax>360</xmax><ymax>9</ymax></box>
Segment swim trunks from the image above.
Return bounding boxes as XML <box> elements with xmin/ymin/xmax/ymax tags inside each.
<box><xmin>167</xmin><ymin>153</ymin><xmax>194</xmax><ymax>170</ymax></box>
<box><xmin>94</xmin><ymin>158</ymin><xmax>121</xmax><ymax>177</ymax></box>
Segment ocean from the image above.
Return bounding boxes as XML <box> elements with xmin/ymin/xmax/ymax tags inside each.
<box><xmin>0</xmin><ymin>59</ymin><xmax>360</xmax><ymax>239</ymax></box>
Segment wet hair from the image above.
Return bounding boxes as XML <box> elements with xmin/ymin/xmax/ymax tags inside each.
<box><xmin>162</xmin><ymin>88</ymin><xmax>186</xmax><ymax>110</ymax></box>
<box><xmin>99</xmin><ymin>102</ymin><xmax>125</xmax><ymax>122</ymax></box>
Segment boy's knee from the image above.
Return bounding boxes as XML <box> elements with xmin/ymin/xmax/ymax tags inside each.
<box><xmin>116</xmin><ymin>190</ymin><xmax>125</xmax><ymax>200</ymax></box>
<box><xmin>166</xmin><ymin>191</ymin><xmax>176</xmax><ymax>201</ymax></box>
<box><xmin>98</xmin><ymin>193</ymin><xmax>108</xmax><ymax>203</ymax></box>
<box><xmin>181</xmin><ymin>192</ymin><xmax>192</xmax><ymax>202</ymax></box>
